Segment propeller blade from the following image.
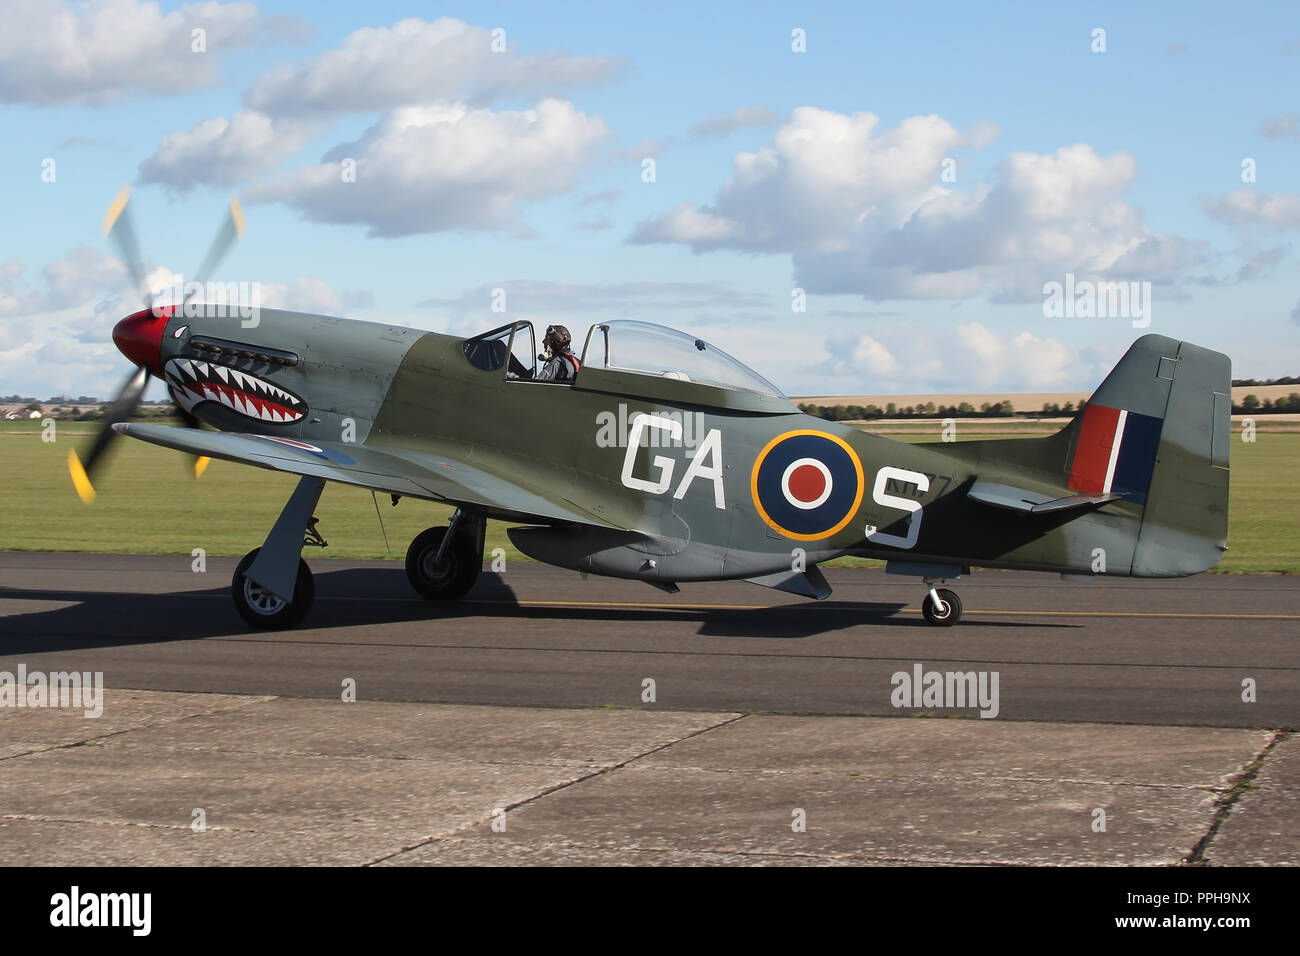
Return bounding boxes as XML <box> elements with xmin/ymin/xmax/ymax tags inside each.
<box><xmin>67</xmin><ymin>449</ymin><xmax>97</xmax><ymax>504</ymax></box>
<box><xmin>68</xmin><ymin>364</ymin><xmax>149</xmax><ymax>503</ymax></box>
<box><xmin>103</xmin><ymin>186</ymin><xmax>149</xmax><ymax>308</ymax></box>
<box><xmin>187</xmin><ymin>196</ymin><xmax>245</xmax><ymax>299</ymax></box>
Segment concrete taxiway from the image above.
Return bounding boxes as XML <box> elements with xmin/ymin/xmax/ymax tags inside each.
<box><xmin>0</xmin><ymin>552</ymin><xmax>1295</xmax><ymax>865</ymax></box>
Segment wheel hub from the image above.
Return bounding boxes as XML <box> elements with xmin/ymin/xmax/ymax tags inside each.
<box><xmin>419</xmin><ymin>547</ymin><xmax>455</xmax><ymax>585</ymax></box>
<box><xmin>244</xmin><ymin>577</ymin><xmax>287</xmax><ymax>615</ymax></box>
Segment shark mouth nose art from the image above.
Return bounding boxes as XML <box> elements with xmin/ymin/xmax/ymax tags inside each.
<box><xmin>164</xmin><ymin>357</ymin><xmax>306</xmax><ymax>424</ymax></box>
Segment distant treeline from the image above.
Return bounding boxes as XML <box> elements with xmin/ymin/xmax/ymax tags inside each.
<box><xmin>798</xmin><ymin>400</ymin><xmax>1021</xmax><ymax>420</ymax></box>
<box><xmin>2</xmin><ymin>394</ymin><xmax>174</xmax><ymax>405</ymax></box>
<box><xmin>801</xmin><ymin>393</ymin><xmax>1300</xmax><ymax>421</ymax></box>
<box><xmin>1232</xmin><ymin>376</ymin><xmax>1300</xmax><ymax>387</ymax></box>
<box><xmin>1236</xmin><ymin>393</ymin><xmax>1300</xmax><ymax>414</ymax></box>
<box><xmin>6</xmin><ymin>405</ymin><xmax>180</xmax><ymax>421</ymax></box>
<box><xmin>1</xmin><ymin>394</ymin><xmax>103</xmax><ymax>405</ymax></box>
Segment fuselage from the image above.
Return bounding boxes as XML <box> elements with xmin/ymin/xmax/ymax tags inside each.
<box><xmin>112</xmin><ymin>305</ymin><xmax>1227</xmax><ymax>584</ymax></box>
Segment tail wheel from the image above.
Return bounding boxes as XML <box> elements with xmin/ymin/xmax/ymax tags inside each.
<box><xmin>406</xmin><ymin>526</ymin><xmax>480</xmax><ymax>600</ymax></box>
<box><xmin>232</xmin><ymin>548</ymin><xmax>315</xmax><ymax>630</ymax></box>
<box><xmin>922</xmin><ymin>588</ymin><xmax>962</xmax><ymax>627</ymax></box>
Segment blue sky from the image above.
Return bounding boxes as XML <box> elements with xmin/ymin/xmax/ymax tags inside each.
<box><xmin>2</xmin><ymin>0</ymin><xmax>1298</xmax><ymax>399</ymax></box>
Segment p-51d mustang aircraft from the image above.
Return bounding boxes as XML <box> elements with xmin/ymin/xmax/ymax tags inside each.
<box><xmin>72</xmin><ymin>191</ymin><xmax>1231</xmax><ymax>629</ymax></box>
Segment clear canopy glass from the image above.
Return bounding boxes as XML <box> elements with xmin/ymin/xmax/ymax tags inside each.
<box><xmin>582</xmin><ymin>321</ymin><xmax>784</xmax><ymax>397</ymax></box>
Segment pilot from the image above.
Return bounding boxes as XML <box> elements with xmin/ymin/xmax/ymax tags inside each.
<box><xmin>535</xmin><ymin>325</ymin><xmax>579</xmax><ymax>382</ymax></box>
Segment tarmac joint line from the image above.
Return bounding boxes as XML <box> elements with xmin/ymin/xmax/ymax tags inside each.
<box><xmin>361</xmin><ymin>712</ymin><xmax>749</xmax><ymax>867</ymax></box>
<box><xmin>1184</xmin><ymin>729</ymin><xmax>1291</xmax><ymax>865</ymax></box>
<box><xmin>0</xmin><ymin>692</ymin><xmax>276</xmax><ymax>764</ymax></box>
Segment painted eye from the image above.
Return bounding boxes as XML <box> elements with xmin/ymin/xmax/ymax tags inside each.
<box><xmin>172</xmin><ymin>326</ymin><xmax>188</xmax><ymax>338</ymax></box>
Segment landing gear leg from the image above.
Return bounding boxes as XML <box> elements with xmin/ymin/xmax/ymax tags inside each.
<box><xmin>405</xmin><ymin>508</ymin><xmax>485</xmax><ymax>600</ymax></box>
<box><xmin>921</xmin><ymin>579</ymin><xmax>962</xmax><ymax>627</ymax></box>
<box><xmin>231</xmin><ymin>476</ymin><xmax>325</xmax><ymax>629</ymax></box>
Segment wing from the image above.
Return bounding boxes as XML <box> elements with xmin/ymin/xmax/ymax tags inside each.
<box><xmin>113</xmin><ymin>423</ymin><xmax>619</xmax><ymax>529</ymax></box>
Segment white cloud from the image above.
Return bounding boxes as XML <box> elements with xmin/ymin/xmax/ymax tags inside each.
<box><xmin>419</xmin><ymin>279</ymin><xmax>768</xmax><ymax>315</ymax></box>
<box><xmin>258</xmin><ymin>276</ymin><xmax>357</xmax><ymax>314</ymax></box>
<box><xmin>139</xmin><ymin>111</ymin><xmax>324</xmax><ymax>189</ymax></box>
<box><xmin>0</xmin><ymin>0</ymin><xmax>295</xmax><ymax>106</ymax></box>
<box><xmin>0</xmin><ymin>247</ymin><xmax>128</xmax><ymax>319</ymax></box>
<box><xmin>849</xmin><ymin>333</ymin><xmax>901</xmax><ymax>377</ymax></box>
<box><xmin>0</xmin><ymin>295</ymin><xmax>130</xmax><ymax>397</ymax></box>
<box><xmin>1258</xmin><ymin>114</ymin><xmax>1298</xmax><ymax>139</ymax></box>
<box><xmin>811</xmin><ymin>322</ymin><xmax>1085</xmax><ymax>394</ymax></box>
<box><xmin>605</xmin><ymin>136</ymin><xmax>673</xmax><ymax>162</ymax></box>
<box><xmin>247</xmin><ymin>17</ymin><xmax>623</xmax><ymax>115</ymax></box>
<box><xmin>639</xmin><ymin>203</ymin><xmax>742</xmax><ymax>244</ymax></box>
<box><xmin>247</xmin><ymin>100</ymin><xmax>610</xmax><ymax>237</ymax></box>
<box><xmin>634</xmin><ymin>108</ymin><xmax>984</xmax><ymax>254</ymax></box>
<box><xmin>631</xmin><ymin>108</ymin><xmax>1192</xmax><ymax>302</ymax></box>
<box><xmin>690</xmin><ymin>106</ymin><xmax>781</xmax><ymax>138</ymax></box>
<box><xmin>0</xmin><ymin>261</ymin><xmax>363</xmax><ymax>396</ymax></box>
<box><xmin>0</xmin><ymin>259</ymin><xmax>40</xmax><ymax>320</ymax></box>
<box><xmin>574</xmin><ymin>189</ymin><xmax>619</xmax><ymax>208</ymax></box>
<box><xmin>1234</xmin><ymin>245</ymin><xmax>1289</xmax><ymax>281</ymax></box>
<box><xmin>1204</xmin><ymin>190</ymin><xmax>1300</xmax><ymax>231</ymax></box>
<box><xmin>43</xmin><ymin>246</ymin><xmax>128</xmax><ymax>308</ymax></box>
<box><xmin>0</xmin><ymin>246</ymin><xmax>162</xmax><ymax>394</ymax></box>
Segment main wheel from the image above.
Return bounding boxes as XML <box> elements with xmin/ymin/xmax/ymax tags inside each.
<box><xmin>231</xmin><ymin>548</ymin><xmax>315</xmax><ymax>630</ymax></box>
<box><xmin>922</xmin><ymin>588</ymin><xmax>962</xmax><ymax>627</ymax></box>
<box><xmin>405</xmin><ymin>526</ymin><xmax>480</xmax><ymax>600</ymax></box>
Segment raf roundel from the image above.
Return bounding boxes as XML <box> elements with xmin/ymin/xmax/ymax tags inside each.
<box><xmin>750</xmin><ymin>430</ymin><xmax>865</xmax><ymax>541</ymax></box>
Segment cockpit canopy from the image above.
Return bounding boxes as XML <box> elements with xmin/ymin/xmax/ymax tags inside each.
<box><xmin>580</xmin><ymin>321</ymin><xmax>785</xmax><ymax>398</ymax></box>
<box><xmin>460</xmin><ymin>319</ymin><xmax>785</xmax><ymax>399</ymax></box>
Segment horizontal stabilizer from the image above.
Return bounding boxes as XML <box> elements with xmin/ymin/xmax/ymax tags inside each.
<box><xmin>967</xmin><ymin>478</ymin><xmax>1122</xmax><ymax>514</ymax></box>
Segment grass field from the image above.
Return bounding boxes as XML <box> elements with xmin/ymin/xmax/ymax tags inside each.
<box><xmin>0</xmin><ymin>420</ymin><xmax>1294</xmax><ymax>573</ymax></box>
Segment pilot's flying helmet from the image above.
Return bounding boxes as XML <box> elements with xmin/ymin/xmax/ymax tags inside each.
<box><xmin>544</xmin><ymin>325</ymin><xmax>572</xmax><ymax>352</ymax></box>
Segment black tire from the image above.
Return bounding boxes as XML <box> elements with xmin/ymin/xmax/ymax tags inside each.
<box><xmin>405</xmin><ymin>526</ymin><xmax>480</xmax><ymax>600</ymax></box>
<box><xmin>232</xmin><ymin>548</ymin><xmax>315</xmax><ymax>630</ymax></box>
<box><xmin>922</xmin><ymin>588</ymin><xmax>962</xmax><ymax>627</ymax></box>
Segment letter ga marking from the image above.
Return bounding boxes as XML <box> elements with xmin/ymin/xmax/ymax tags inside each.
<box><xmin>750</xmin><ymin>430</ymin><xmax>865</xmax><ymax>541</ymax></box>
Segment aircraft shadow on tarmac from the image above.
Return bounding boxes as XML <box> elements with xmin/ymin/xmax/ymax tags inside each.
<box><xmin>0</xmin><ymin>569</ymin><xmax>1074</xmax><ymax>654</ymax></box>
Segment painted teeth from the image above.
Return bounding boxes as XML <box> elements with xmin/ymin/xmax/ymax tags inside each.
<box><xmin>163</xmin><ymin>359</ymin><xmax>301</xmax><ymax>422</ymax></box>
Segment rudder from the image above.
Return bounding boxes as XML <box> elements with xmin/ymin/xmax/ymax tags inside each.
<box><xmin>1073</xmin><ymin>335</ymin><xmax>1231</xmax><ymax>575</ymax></box>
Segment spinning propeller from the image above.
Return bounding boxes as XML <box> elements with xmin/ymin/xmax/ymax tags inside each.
<box><xmin>67</xmin><ymin>187</ymin><xmax>244</xmax><ymax>502</ymax></box>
